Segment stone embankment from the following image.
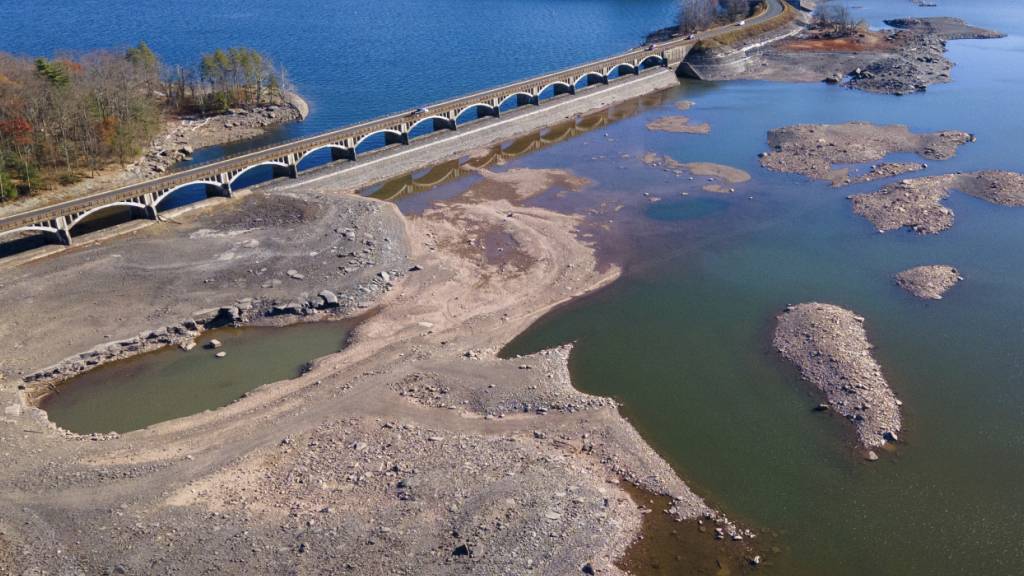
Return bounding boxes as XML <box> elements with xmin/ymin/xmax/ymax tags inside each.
<box><xmin>851</xmin><ymin>170</ymin><xmax>1024</xmax><ymax>234</ymax></box>
<box><xmin>759</xmin><ymin>122</ymin><xmax>972</xmax><ymax>185</ymax></box>
<box><xmin>774</xmin><ymin>303</ymin><xmax>902</xmax><ymax>452</ymax></box>
<box><xmin>895</xmin><ymin>265</ymin><xmax>962</xmax><ymax>300</ymax></box>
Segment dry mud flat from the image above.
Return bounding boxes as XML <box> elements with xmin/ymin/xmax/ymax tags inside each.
<box><xmin>774</xmin><ymin>303</ymin><xmax>901</xmax><ymax>452</ymax></box>
<box><xmin>852</xmin><ymin>170</ymin><xmax>1024</xmax><ymax>234</ymax></box>
<box><xmin>759</xmin><ymin>122</ymin><xmax>971</xmax><ymax>185</ymax></box>
<box><xmin>0</xmin><ymin>169</ymin><xmax>761</xmax><ymax>574</ymax></box>
<box><xmin>642</xmin><ymin>152</ymin><xmax>750</xmax><ymax>193</ymax></box>
<box><xmin>747</xmin><ymin>17</ymin><xmax>1004</xmax><ymax>95</ymax></box>
<box><xmin>895</xmin><ymin>265</ymin><xmax>962</xmax><ymax>300</ymax></box>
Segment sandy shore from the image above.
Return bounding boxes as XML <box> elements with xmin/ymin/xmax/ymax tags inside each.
<box><xmin>774</xmin><ymin>303</ymin><xmax>902</xmax><ymax>452</ymax></box>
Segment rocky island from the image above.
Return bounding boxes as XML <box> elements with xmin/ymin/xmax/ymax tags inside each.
<box><xmin>895</xmin><ymin>265</ymin><xmax>962</xmax><ymax>300</ymax></box>
<box><xmin>743</xmin><ymin>16</ymin><xmax>1004</xmax><ymax>95</ymax></box>
<box><xmin>851</xmin><ymin>171</ymin><xmax>1024</xmax><ymax>234</ymax></box>
<box><xmin>774</xmin><ymin>303</ymin><xmax>901</xmax><ymax>452</ymax></box>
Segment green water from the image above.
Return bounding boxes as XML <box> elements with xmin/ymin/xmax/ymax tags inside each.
<box><xmin>366</xmin><ymin>2</ymin><xmax>1024</xmax><ymax>572</ymax></box>
<box><xmin>41</xmin><ymin>320</ymin><xmax>358</xmax><ymax>434</ymax></box>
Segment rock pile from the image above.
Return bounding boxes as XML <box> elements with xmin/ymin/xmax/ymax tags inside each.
<box><xmin>895</xmin><ymin>265</ymin><xmax>962</xmax><ymax>300</ymax></box>
<box><xmin>774</xmin><ymin>303</ymin><xmax>902</xmax><ymax>450</ymax></box>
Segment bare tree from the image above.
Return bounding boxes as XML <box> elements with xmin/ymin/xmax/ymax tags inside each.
<box><xmin>722</xmin><ymin>0</ymin><xmax>749</xmax><ymax>20</ymax></box>
<box><xmin>678</xmin><ymin>0</ymin><xmax>717</xmax><ymax>34</ymax></box>
<box><xmin>813</xmin><ymin>3</ymin><xmax>856</xmax><ymax>36</ymax></box>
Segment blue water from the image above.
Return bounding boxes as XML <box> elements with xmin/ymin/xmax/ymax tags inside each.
<box><xmin>1</xmin><ymin>0</ymin><xmax>678</xmax><ymax>139</ymax></box>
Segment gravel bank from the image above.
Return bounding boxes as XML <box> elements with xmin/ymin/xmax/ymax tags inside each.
<box><xmin>759</xmin><ymin>122</ymin><xmax>972</xmax><ymax>185</ymax></box>
<box><xmin>851</xmin><ymin>170</ymin><xmax>1024</xmax><ymax>234</ymax></box>
<box><xmin>895</xmin><ymin>265</ymin><xmax>962</xmax><ymax>300</ymax></box>
<box><xmin>774</xmin><ymin>303</ymin><xmax>902</xmax><ymax>451</ymax></box>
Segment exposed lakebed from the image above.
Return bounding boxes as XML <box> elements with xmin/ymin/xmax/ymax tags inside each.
<box><xmin>358</xmin><ymin>6</ymin><xmax>1024</xmax><ymax>570</ymax></box>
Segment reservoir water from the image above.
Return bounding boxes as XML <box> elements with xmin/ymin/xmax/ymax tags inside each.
<box><xmin>7</xmin><ymin>0</ymin><xmax>1024</xmax><ymax>574</ymax></box>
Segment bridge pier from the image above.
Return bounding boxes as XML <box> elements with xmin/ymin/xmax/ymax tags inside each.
<box><xmin>517</xmin><ymin>94</ymin><xmax>539</xmax><ymax>107</ymax></box>
<box><xmin>54</xmin><ymin>220</ymin><xmax>73</xmax><ymax>246</ymax></box>
<box><xmin>385</xmin><ymin>132</ymin><xmax>409</xmax><ymax>146</ymax></box>
<box><xmin>331</xmin><ymin>148</ymin><xmax>357</xmax><ymax>162</ymax></box>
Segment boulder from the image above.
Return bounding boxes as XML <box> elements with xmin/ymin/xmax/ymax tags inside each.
<box><xmin>318</xmin><ymin>290</ymin><xmax>339</xmax><ymax>308</ymax></box>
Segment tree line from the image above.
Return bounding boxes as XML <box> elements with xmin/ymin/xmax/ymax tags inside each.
<box><xmin>678</xmin><ymin>0</ymin><xmax>755</xmax><ymax>34</ymax></box>
<box><xmin>0</xmin><ymin>43</ymin><xmax>289</xmax><ymax>201</ymax></box>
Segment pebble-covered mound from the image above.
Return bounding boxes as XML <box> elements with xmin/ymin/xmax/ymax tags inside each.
<box><xmin>759</xmin><ymin>122</ymin><xmax>972</xmax><ymax>185</ymax></box>
<box><xmin>773</xmin><ymin>303</ymin><xmax>902</xmax><ymax>451</ymax></box>
<box><xmin>895</xmin><ymin>265</ymin><xmax>962</xmax><ymax>300</ymax></box>
<box><xmin>851</xmin><ymin>171</ymin><xmax>1024</xmax><ymax>234</ymax></box>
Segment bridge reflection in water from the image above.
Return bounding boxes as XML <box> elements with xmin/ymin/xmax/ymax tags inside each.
<box><xmin>362</xmin><ymin>92</ymin><xmax>667</xmax><ymax>207</ymax></box>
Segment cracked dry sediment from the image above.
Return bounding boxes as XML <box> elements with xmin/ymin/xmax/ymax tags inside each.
<box><xmin>851</xmin><ymin>170</ymin><xmax>1024</xmax><ymax>234</ymax></box>
<box><xmin>759</xmin><ymin>122</ymin><xmax>972</xmax><ymax>185</ymax></box>
<box><xmin>895</xmin><ymin>265</ymin><xmax>962</xmax><ymax>300</ymax></box>
<box><xmin>774</xmin><ymin>303</ymin><xmax>901</xmax><ymax>450</ymax></box>
<box><xmin>0</xmin><ymin>166</ymin><xmax>722</xmax><ymax>574</ymax></box>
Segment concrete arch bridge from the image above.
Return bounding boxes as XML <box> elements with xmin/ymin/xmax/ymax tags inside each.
<box><xmin>0</xmin><ymin>0</ymin><xmax>792</xmax><ymax>248</ymax></box>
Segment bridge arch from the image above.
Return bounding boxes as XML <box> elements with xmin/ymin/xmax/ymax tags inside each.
<box><xmin>228</xmin><ymin>161</ymin><xmax>293</xmax><ymax>186</ymax></box>
<box><xmin>296</xmin><ymin>144</ymin><xmax>353</xmax><ymax>166</ymax></box>
<box><xmin>455</xmin><ymin>103</ymin><xmax>499</xmax><ymax>125</ymax></box>
<box><xmin>497</xmin><ymin>92</ymin><xmax>537</xmax><ymax>113</ymax></box>
<box><xmin>573</xmin><ymin>71</ymin><xmax>607</xmax><ymax>88</ymax></box>
<box><xmin>0</xmin><ymin>225</ymin><xmax>62</xmax><ymax>243</ymax></box>
<box><xmin>66</xmin><ymin>202</ymin><xmax>147</xmax><ymax>231</ymax></box>
<box><xmin>407</xmin><ymin>115</ymin><xmax>456</xmax><ymax>136</ymax></box>
<box><xmin>355</xmin><ymin>129</ymin><xmax>405</xmax><ymax>151</ymax></box>
<box><xmin>606</xmin><ymin>63</ymin><xmax>637</xmax><ymax>78</ymax></box>
<box><xmin>152</xmin><ymin>180</ymin><xmax>225</xmax><ymax>211</ymax></box>
<box><xmin>537</xmin><ymin>81</ymin><xmax>574</xmax><ymax>102</ymax></box>
<box><xmin>637</xmin><ymin>54</ymin><xmax>666</xmax><ymax>69</ymax></box>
